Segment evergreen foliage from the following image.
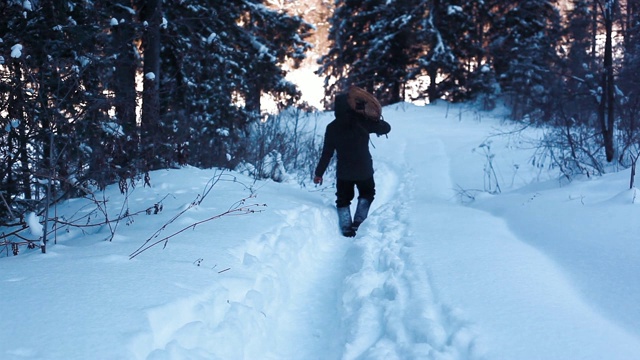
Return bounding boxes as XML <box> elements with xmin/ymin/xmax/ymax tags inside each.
<box><xmin>561</xmin><ymin>0</ymin><xmax>599</xmax><ymax>125</ymax></box>
<box><xmin>489</xmin><ymin>0</ymin><xmax>564</xmax><ymax>121</ymax></box>
<box><xmin>317</xmin><ymin>0</ymin><xmax>386</xmax><ymax>104</ymax></box>
<box><xmin>0</xmin><ymin>0</ymin><xmax>312</xmax><ymax>221</ymax></box>
<box><xmin>3</xmin><ymin>0</ymin><xmax>640</xmax><ymax>224</ymax></box>
<box><xmin>617</xmin><ymin>0</ymin><xmax>640</xmax><ymax>164</ymax></box>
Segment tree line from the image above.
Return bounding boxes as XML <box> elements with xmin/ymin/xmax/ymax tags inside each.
<box><xmin>1</xmin><ymin>0</ymin><xmax>640</xmax><ymax>223</ymax></box>
<box><xmin>0</xmin><ymin>0</ymin><xmax>311</xmax><ymax>221</ymax></box>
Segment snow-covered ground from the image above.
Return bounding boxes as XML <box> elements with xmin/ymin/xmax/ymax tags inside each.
<box><xmin>1</xmin><ymin>102</ymin><xmax>639</xmax><ymax>359</ymax></box>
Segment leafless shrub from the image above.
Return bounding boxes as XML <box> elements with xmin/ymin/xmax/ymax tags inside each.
<box><xmin>238</xmin><ymin>108</ymin><xmax>327</xmax><ymax>186</ymax></box>
<box><xmin>1</xmin><ymin>169</ymin><xmax>261</xmax><ymax>258</ymax></box>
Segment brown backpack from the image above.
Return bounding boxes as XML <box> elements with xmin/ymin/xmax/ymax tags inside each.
<box><xmin>347</xmin><ymin>85</ymin><xmax>382</xmax><ymax>122</ymax></box>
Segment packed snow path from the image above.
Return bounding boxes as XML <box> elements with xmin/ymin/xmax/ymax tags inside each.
<box><xmin>132</xmin><ymin>156</ymin><xmax>478</xmax><ymax>359</ymax></box>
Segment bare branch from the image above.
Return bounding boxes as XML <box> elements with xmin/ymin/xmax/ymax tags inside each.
<box><xmin>129</xmin><ymin>195</ymin><xmax>265</xmax><ymax>259</ymax></box>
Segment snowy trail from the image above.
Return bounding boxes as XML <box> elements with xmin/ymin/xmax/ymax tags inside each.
<box><xmin>130</xmin><ymin>135</ymin><xmax>478</xmax><ymax>359</ymax></box>
<box><xmin>129</xmin><ymin>201</ymin><xmax>352</xmax><ymax>359</ymax></box>
<box><xmin>129</xmin><ymin>119</ymin><xmax>487</xmax><ymax>359</ymax></box>
<box><xmin>338</xmin><ymin>186</ymin><xmax>478</xmax><ymax>359</ymax></box>
<box><xmin>340</xmin><ymin>135</ymin><xmax>484</xmax><ymax>359</ymax></box>
<box><xmin>260</xmin><ymin>205</ymin><xmax>348</xmax><ymax>360</ymax></box>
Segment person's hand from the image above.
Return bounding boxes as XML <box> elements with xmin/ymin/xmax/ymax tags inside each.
<box><xmin>313</xmin><ymin>176</ymin><xmax>323</xmax><ymax>185</ymax></box>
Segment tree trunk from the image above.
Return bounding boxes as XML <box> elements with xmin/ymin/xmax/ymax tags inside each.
<box><xmin>18</xmin><ymin>120</ymin><xmax>30</xmax><ymax>200</ymax></box>
<box><xmin>246</xmin><ymin>86</ymin><xmax>262</xmax><ymax>119</ymax></box>
<box><xmin>111</xmin><ymin>1</ymin><xmax>139</xmax><ymax>177</ymax></box>
<box><xmin>592</xmin><ymin>0</ymin><xmax>598</xmax><ymax>60</ymax></box>
<box><xmin>9</xmin><ymin>63</ymin><xmax>31</xmax><ymax>200</ymax></box>
<box><xmin>599</xmin><ymin>0</ymin><xmax>616</xmax><ymax>162</ymax></box>
<box><xmin>141</xmin><ymin>0</ymin><xmax>163</xmax><ymax>170</ymax></box>
<box><xmin>428</xmin><ymin>69</ymin><xmax>438</xmax><ymax>103</ymax></box>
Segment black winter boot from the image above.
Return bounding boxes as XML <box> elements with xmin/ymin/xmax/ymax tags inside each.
<box><xmin>337</xmin><ymin>207</ymin><xmax>356</xmax><ymax>237</ymax></box>
<box><xmin>352</xmin><ymin>198</ymin><xmax>372</xmax><ymax>232</ymax></box>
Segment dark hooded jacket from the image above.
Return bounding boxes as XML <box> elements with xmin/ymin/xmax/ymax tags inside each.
<box><xmin>315</xmin><ymin>93</ymin><xmax>391</xmax><ymax>181</ymax></box>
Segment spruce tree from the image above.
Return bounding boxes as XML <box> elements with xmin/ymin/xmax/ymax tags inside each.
<box><xmin>411</xmin><ymin>0</ymin><xmax>500</xmax><ymax>104</ymax></box>
<box><xmin>238</xmin><ymin>1</ymin><xmax>312</xmax><ymax>115</ymax></box>
<box><xmin>415</xmin><ymin>0</ymin><xmax>461</xmax><ymax>103</ymax></box>
<box><xmin>318</xmin><ymin>0</ymin><xmax>429</xmax><ymax>105</ymax></box>
<box><xmin>561</xmin><ymin>0</ymin><xmax>599</xmax><ymax>126</ymax></box>
<box><xmin>368</xmin><ymin>0</ymin><xmax>429</xmax><ymax>104</ymax></box>
<box><xmin>489</xmin><ymin>0</ymin><xmax>563</xmax><ymax>121</ymax></box>
<box><xmin>318</xmin><ymin>0</ymin><xmax>381</xmax><ymax>103</ymax></box>
<box><xmin>160</xmin><ymin>0</ymin><xmax>311</xmax><ymax>169</ymax></box>
<box><xmin>0</xmin><ymin>0</ymin><xmax>112</xmax><ymax>213</ymax></box>
<box><xmin>452</xmin><ymin>0</ymin><xmax>500</xmax><ymax>106</ymax></box>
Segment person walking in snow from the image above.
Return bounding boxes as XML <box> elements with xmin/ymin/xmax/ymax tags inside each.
<box><xmin>313</xmin><ymin>91</ymin><xmax>391</xmax><ymax>237</ymax></box>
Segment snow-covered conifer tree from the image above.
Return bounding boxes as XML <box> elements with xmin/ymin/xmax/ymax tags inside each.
<box><xmin>318</xmin><ymin>0</ymin><xmax>429</xmax><ymax>105</ymax></box>
<box><xmin>160</xmin><ymin>0</ymin><xmax>311</xmax><ymax>169</ymax></box>
<box><xmin>489</xmin><ymin>0</ymin><xmax>563</xmax><ymax>121</ymax></box>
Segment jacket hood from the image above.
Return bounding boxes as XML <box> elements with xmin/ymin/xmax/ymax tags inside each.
<box><xmin>334</xmin><ymin>93</ymin><xmax>350</xmax><ymax>119</ymax></box>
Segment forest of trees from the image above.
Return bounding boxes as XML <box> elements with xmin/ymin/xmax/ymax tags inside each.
<box><xmin>0</xmin><ymin>0</ymin><xmax>312</xmax><ymax>223</ymax></box>
<box><xmin>1</xmin><ymin>0</ymin><xmax>640</xmax><ymax>229</ymax></box>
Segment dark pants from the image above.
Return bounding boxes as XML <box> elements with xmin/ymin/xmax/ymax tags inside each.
<box><xmin>336</xmin><ymin>177</ymin><xmax>375</xmax><ymax>208</ymax></box>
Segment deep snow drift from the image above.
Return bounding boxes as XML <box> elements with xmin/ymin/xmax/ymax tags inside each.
<box><xmin>1</xmin><ymin>102</ymin><xmax>639</xmax><ymax>360</ymax></box>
